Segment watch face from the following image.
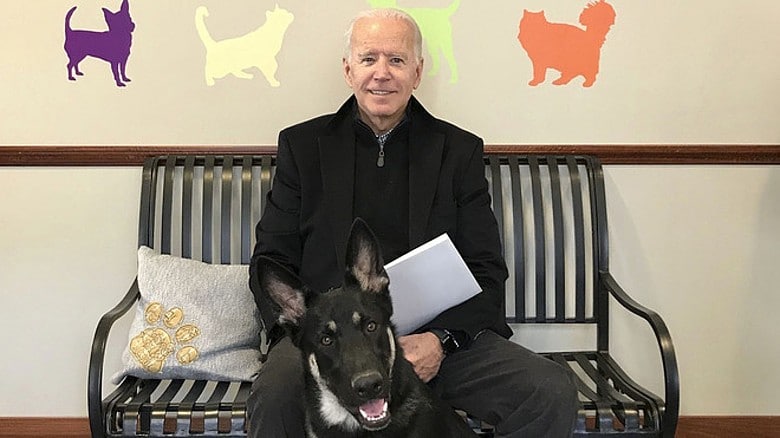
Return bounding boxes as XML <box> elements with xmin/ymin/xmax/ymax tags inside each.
<box><xmin>445</xmin><ymin>337</ymin><xmax>459</xmax><ymax>353</ymax></box>
<box><xmin>434</xmin><ymin>329</ymin><xmax>458</xmax><ymax>353</ymax></box>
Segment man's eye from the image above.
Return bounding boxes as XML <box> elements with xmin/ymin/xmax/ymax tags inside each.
<box><xmin>361</xmin><ymin>57</ymin><xmax>375</xmax><ymax>64</ymax></box>
<box><xmin>321</xmin><ymin>335</ymin><xmax>333</xmax><ymax>346</ymax></box>
<box><xmin>391</xmin><ymin>57</ymin><xmax>404</xmax><ymax>64</ymax></box>
<box><xmin>366</xmin><ymin>321</ymin><xmax>377</xmax><ymax>332</ymax></box>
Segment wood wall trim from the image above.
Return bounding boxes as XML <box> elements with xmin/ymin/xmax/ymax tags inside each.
<box><xmin>2</xmin><ymin>416</ymin><xmax>778</xmax><ymax>437</ymax></box>
<box><xmin>0</xmin><ymin>145</ymin><xmax>778</xmax><ymax>166</ymax></box>
<box><xmin>675</xmin><ymin>416</ymin><xmax>780</xmax><ymax>438</ymax></box>
<box><xmin>0</xmin><ymin>417</ymin><xmax>90</xmax><ymax>437</ymax></box>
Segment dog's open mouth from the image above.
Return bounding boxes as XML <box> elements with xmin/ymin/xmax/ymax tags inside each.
<box><xmin>357</xmin><ymin>398</ymin><xmax>390</xmax><ymax>430</ymax></box>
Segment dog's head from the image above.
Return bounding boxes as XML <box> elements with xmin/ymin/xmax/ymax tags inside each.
<box><xmin>255</xmin><ymin>218</ymin><xmax>396</xmax><ymax>431</ymax></box>
<box><xmin>103</xmin><ymin>0</ymin><xmax>135</xmax><ymax>34</ymax></box>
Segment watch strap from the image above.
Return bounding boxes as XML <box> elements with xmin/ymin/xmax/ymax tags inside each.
<box><xmin>430</xmin><ymin>328</ymin><xmax>460</xmax><ymax>354</ymax></box>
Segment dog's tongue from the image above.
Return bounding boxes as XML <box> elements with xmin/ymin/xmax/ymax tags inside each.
<box><xmin>359</xmin><ymin>399</ymin><xmax>386</xmax><ymax>418</ymax></box>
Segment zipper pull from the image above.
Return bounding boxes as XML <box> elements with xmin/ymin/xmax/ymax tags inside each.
<box><xmin>377</xmin><ymin>144</ymin><xmax>385</xmax><ymax>168</ymax></box>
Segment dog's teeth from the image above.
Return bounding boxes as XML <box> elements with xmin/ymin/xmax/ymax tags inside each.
<box><xmin>359</xmin><ymin>399</ymin><xmax>388</xmax><ymax>421</ymax></box>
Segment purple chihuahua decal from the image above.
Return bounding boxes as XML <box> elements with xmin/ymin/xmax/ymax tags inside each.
<box><xmin>64</xmin><ymin>0</ymin><xmax>135</xmax><ymax>87</ymax></box>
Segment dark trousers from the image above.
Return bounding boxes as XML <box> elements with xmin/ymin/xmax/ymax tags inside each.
<box><xmin>247</xmin><ymin>330</ymin><xmax>579</xmax><ymax>437</ymax></box>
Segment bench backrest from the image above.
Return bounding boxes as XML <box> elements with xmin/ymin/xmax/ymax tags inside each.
<box><xmin>140</xmin><ymin>154</ymin><xmax>608</xmax><ymax>328</ymax></box>
<box><xmin>487</xmin><ymin>155</ymin><xmax>607</xmax><ymax>325</ymax></box>
<box><xmin>140</xmin><ymin>155</ymin><xmax>274</xmax><ymax>264</ymax></box>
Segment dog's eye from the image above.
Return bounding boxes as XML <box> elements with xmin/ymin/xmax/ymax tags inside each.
<box><xmin>321</xmin><ymin>335</ymin><xmax>333</xmax><ymax>346</ymax></box>
<box><xmin>365</xmin><ymin>321</ymin><xmax>377</xmax><ymax>332</ymax></box>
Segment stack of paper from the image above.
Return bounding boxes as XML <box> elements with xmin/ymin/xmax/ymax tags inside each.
<box><xmin>385</xmin><ymin>234</ymin><xmax>481</xmax><ymax>335</ymax></box>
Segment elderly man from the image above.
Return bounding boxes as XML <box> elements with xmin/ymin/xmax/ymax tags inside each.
<box><xmin>247</xmin><ymin>8</ymin><xmax>579</xmax><ymax>437</ymax></box>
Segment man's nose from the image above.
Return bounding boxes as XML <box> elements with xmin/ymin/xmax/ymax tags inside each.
<box><xmin>373</xmin><ymin>58</ymin><xmax>391</xmax><ymax>79</ymax></box>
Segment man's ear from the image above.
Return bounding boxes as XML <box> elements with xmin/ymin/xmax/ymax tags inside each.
<box><xmin>343</xmin><ymin>57</ymin><xmax>354</xmax><ymax>88</ymax></box>
<box><xmin>344</xmin><ymin>218</ymin><xmax>389</xmax><ymax>294</ymax></box>
<box><xmin>254</xmin><ymin>256</ymin><xmax>307</xmax><ymax>327</ymax></box>
<box><xmin>413</xmin><ymin>57</ymin><xmax>424</xmax><ymax>90</ymax></box>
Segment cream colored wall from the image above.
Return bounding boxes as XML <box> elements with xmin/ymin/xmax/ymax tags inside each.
<box><xmin>0</xmin><ymin>168</ymin><xmax>139</xmax><ymax>416</ymax></box>
<box><xmin>1</xmin><ymin>0</ymin><xmax>779</xmax><ymax>418</ymax></box>
<box><xmin>1</xmin><ymin>0</ymin><xmax>779</xmax><ymax>144</ymax></box>
<box><xmin>604</xmin><ymin>166</ymin><xmax>780</xmax><ymax>414</ymax></box>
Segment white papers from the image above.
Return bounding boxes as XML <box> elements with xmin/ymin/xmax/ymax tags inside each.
<box><xmin>385</xmin><ymin>234</ymin><xmax>481</xmax><ymax>336</ymax></box>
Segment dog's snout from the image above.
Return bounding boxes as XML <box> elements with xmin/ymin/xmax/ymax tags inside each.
<box><xmin>352</xmin><ymin>371</ymin><xmax>384</xmax><ymax>399</ymax></box>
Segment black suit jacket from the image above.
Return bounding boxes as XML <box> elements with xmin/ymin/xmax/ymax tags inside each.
<box><xmin>250</xmin><ymin>96</ymin><xmax>511</xmax><ymax>341</ymax></box>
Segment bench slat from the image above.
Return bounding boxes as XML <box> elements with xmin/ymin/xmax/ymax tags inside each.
<box><xmin>177</xmin><ymin>380</ymin><xmax>207</xmax><ymax>435</ymax></box>
<box><xmin>241</xmin><ymin>156</ymin><xmax>253</xmax><ymax>264</ymax></box>
<box><xmin>566</xmin><ymin>156</ymin><xmax>588</xmax><ymax>322</ymax></box>
<box><xmin>149</xmin><ymin>380</ymin><xmax>184</xmax><ymax>435</ymax></box>
<box><xmin>182</xmin><ymin>156</ymin><xmax>196</xmax><ymax>259</ymax></box>
<box><xmin>202</xmin><ymin>156</ymin><xmax>215</xmax><ymax>263</ymax></box>
<box><xmin>122</xmin><ymin>379</ymin><xmax>161</xmax><ymax>435</ymax></box>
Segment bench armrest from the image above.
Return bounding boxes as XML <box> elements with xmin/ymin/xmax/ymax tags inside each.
<box><xmin>601</xmin><ymin>272</ymin><xmax>679</xmax><ymax>438</ymax></box>
<box><xmin>87</xmin><ymin>278</ymin><xmax>140</xmax><ymax>438</ymax></box>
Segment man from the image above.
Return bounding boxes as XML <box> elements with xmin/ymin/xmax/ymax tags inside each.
<box><xmin>248</xmin><ymin>8</ymin><xmax>578</xmax><ymax>437</ymax></box>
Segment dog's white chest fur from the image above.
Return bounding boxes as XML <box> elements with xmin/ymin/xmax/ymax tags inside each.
<box><xmin>307</xmin><ymin>353</ymin><xmax>361</xmax><ymax>432</ymax></box>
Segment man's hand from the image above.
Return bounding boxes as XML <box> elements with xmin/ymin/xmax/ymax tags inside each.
<box><xmin>397</xmin><ymin>332</ymin><xmax>444</xmax><ymax>383</ymax></box>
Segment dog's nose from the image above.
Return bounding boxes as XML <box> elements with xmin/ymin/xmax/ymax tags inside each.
<box><xmin>352</xmin><ymin>371</ymin><xmax>384</xmax><ymax>399</ymax></box>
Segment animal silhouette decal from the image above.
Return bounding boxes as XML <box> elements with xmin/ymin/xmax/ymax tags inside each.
<box><xmin>367</xmin><ymin>0</ymin><xmax>460</xmax><ymax>83</ymax></box>
<box><xmin>64</xmin><ymin>0</ymin><xmax>136</xmax><ymax>87</ymax></box>
<box><xmin>518</xmin><ymin>0</ymin><xmax>615</xmax><ymax>87</ymax></box>
<box><xmin>195</xmin><ymin>5</ymin><xmax>294</xmax><ymax>87</ymax></box>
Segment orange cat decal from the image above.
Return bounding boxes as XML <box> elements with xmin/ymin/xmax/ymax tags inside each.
<box><xmin>518</xmin><ymin>1</ymin><xmax>616</xmax><ymax>87</ymax></box>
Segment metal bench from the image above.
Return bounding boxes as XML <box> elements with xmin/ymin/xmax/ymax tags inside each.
<box><xmin>88</xmin><ymin>153</ymin><xmax>678</xmax><ymax>437</ymax></box>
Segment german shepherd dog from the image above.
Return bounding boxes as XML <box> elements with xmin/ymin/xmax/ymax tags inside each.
<box><xmin>255</xmin><ymin>219</ymin><xmax>477</xmax><ymax>437</ymax></box>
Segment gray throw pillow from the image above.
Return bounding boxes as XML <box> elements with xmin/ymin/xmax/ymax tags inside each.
<box><xmin>113</xmin><ymin>246</ymin><xmax>262</xmax><ymax>383</ymax></box>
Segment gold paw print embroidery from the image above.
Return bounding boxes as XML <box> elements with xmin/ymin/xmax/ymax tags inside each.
<box><xmin>130</xmin><ymin>302</ymin><xmax>201</xmax><ymax>373</ymax></box>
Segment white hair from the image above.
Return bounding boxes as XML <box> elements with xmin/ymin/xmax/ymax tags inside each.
<box><xmin>343</xmin><ymin>8</ymin><xmax>423</xmax><ymax>62</ymax></box>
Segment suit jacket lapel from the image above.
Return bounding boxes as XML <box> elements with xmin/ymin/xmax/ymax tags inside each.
<box><xmin>319</xmin><ymin>104</ymin><xmax>357</xmax><ymax>272</ymax></box>
<box><xmin>408</xmin><ymin>99</ymin><xmax>444</xmax><ymax>248</ymax></box>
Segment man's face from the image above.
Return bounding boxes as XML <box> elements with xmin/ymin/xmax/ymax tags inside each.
<box><xmin>343</xmin><ymin>16</ymin><xmax>423</xmax><ymax>133</ymax></box>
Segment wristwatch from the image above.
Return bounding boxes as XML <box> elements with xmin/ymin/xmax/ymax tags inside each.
<box><xmin>430</xmin><ymin>328</ymin><xmax>461</xmax><ymax>355</ymax></box>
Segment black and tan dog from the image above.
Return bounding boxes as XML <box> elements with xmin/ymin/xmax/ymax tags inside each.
<box><xmin>255</xmin><ymin>219</ymin><xmax>476</xmax><ymax>437</ymax></box>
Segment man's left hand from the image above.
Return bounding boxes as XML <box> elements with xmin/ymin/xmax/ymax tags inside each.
<box><xmin>398</xmin><ymin>332</ymin><xmax>444</xmax><ymax>383</ymax></box>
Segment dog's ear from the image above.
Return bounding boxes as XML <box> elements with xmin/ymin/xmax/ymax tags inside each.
<box><xmin>345</xmin><ymin>218</ymin><xmax>389</xmax><ymax>294</ymax></box>
<box><xmin>254</xmin><ymin>256</ymin><xmax>307</xmax><ymax>327</ymax></box>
